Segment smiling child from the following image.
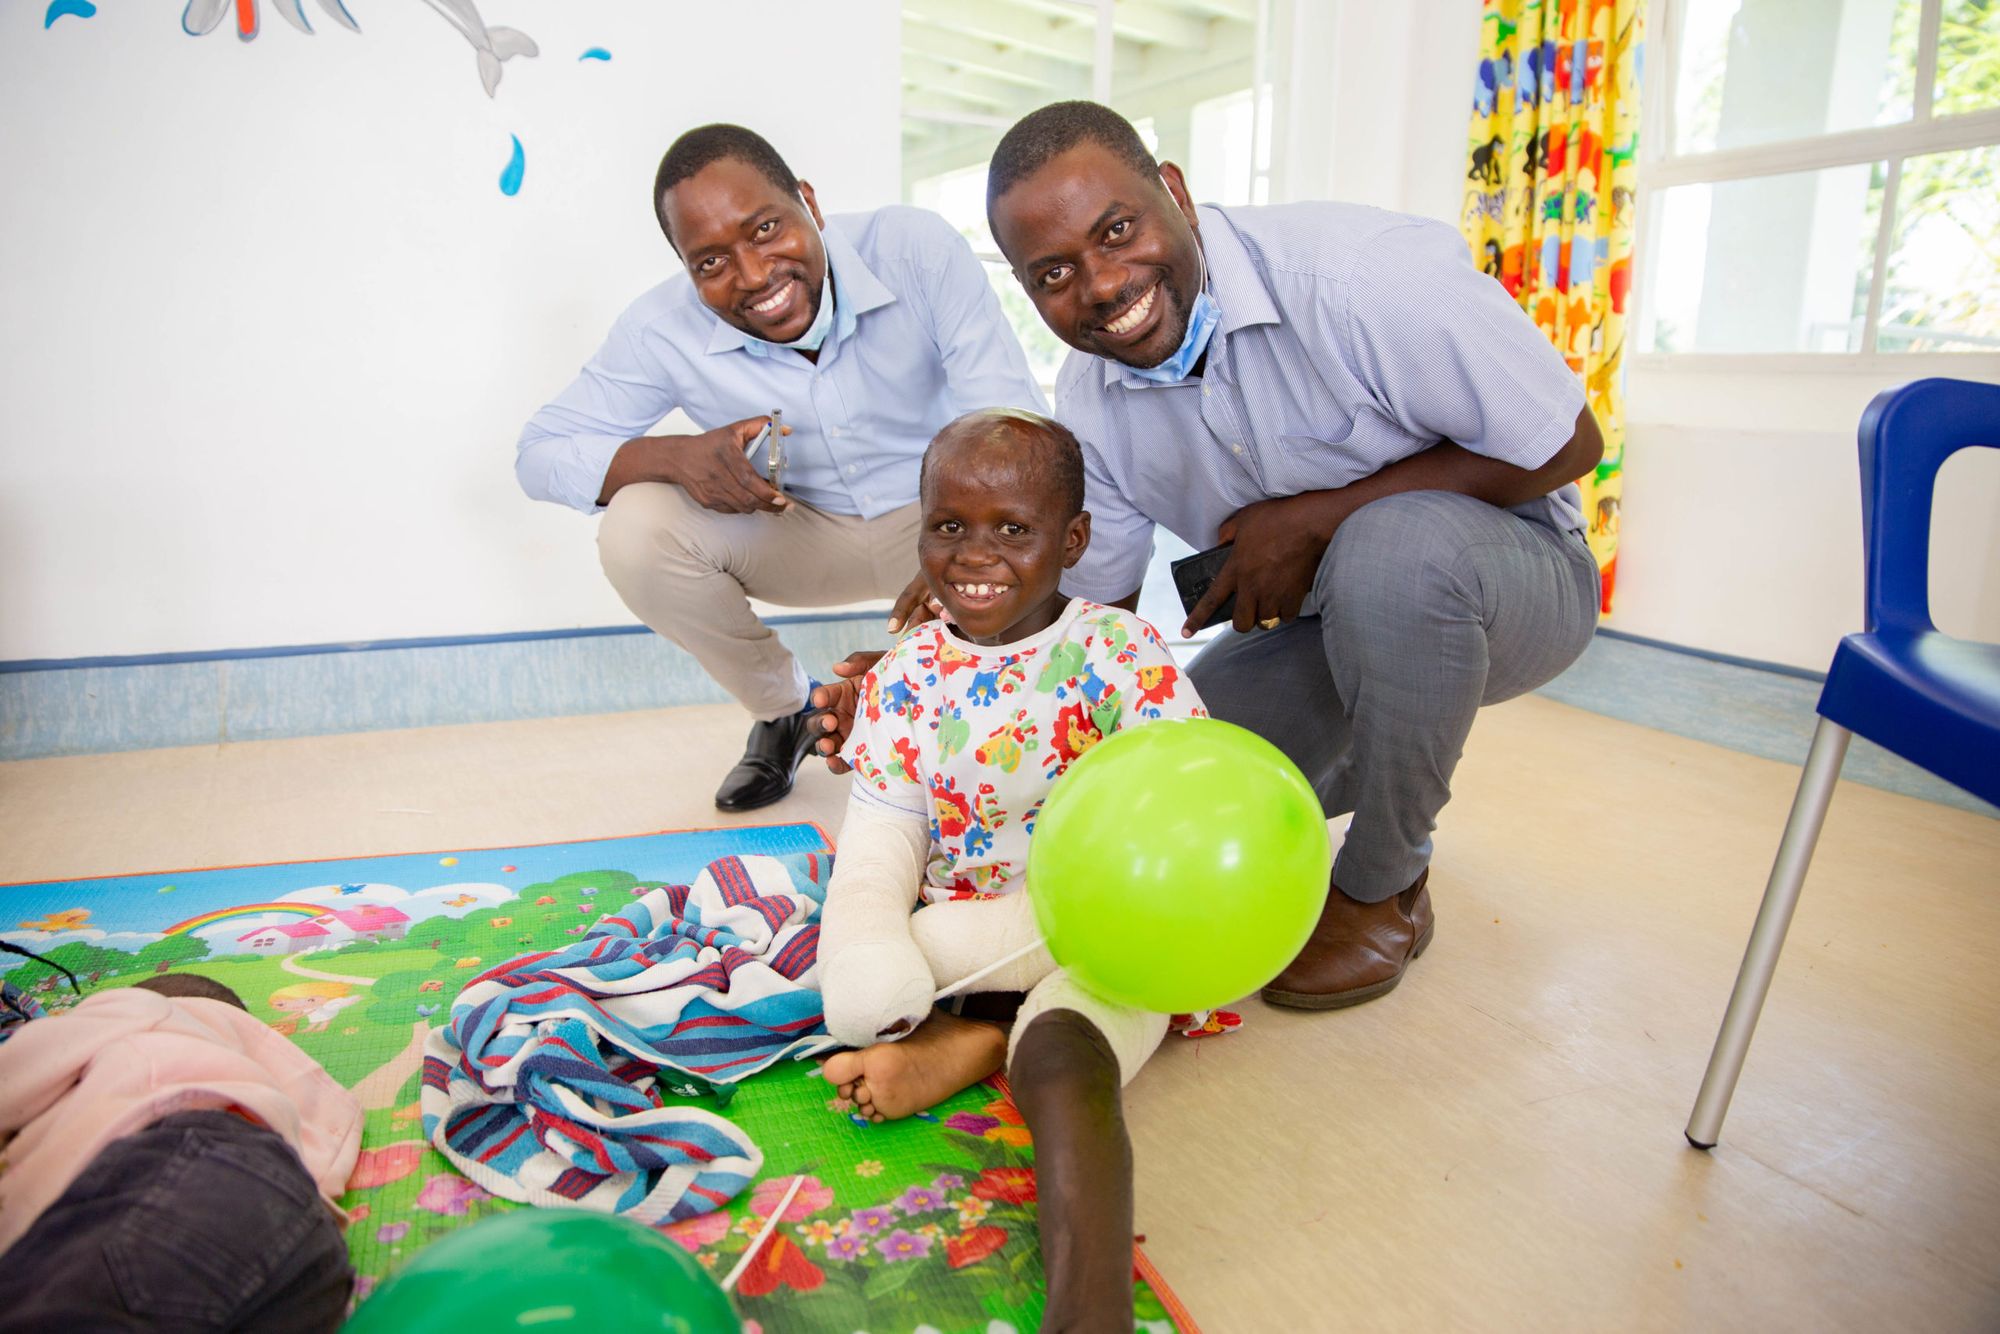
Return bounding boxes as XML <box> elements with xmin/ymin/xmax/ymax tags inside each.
<box><xmin>816</xmin><ymin>407</ymin><xmax>1204</xmax><ymax>1328</ymax></box>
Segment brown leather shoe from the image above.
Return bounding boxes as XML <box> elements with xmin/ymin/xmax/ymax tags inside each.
<box><xmin>1261</xmin><ymin>869</ymin><xmax>1434</xmax><ymax>1010</ymax></box>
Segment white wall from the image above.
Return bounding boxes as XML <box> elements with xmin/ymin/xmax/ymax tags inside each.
<box><xmin>1271</xmin><ymin>0</ymin><xmax>2000</xmax><ymax>671</ymax></box>
<box><xmin>0</xmin><ymin>1</ymin><xmax>900</xmax><ymax>661</ymax></box>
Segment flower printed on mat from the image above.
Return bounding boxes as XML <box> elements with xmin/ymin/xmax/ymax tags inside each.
<box><xmin>848</xmin><ymin>1206</ymin><xmax>898</xmax><ymax>1236</ymax></box>
<box><xmin>944</xmin><ymin>1112</ymin><xmax>1001</xmax><ymax>1137</ymax></box>
<box><xmin>734</xmin><ymin>1235</ymin><xmax>825</xmax><ymax>1297</ymax></box>
<box><xmin>374</xmin><ymin>1222</ymin><xmax>410</xmax><ymax>1244</ymax></box>
<box><xmin>798</xmin><ymin>1220</ymin><xmax>839</xmax><ymax>1247</ymax></box>
<box><xmin>896</xmin><ymin>1184</ymin><xmax>949</xmax><ymax>1215</ymax></box>
<box><xmin>734</xmin><ymin>1213</ymin><xmax>767</xmax><ymax>1238</ymax></box>
<box><xmin>661</xmin><ymin>1211</ymin><xmax>730</xmax><ymax>1253</ymax></box>
<box><xmin>855</xmin><ymin>1159</ymin><xmax>883</xmax><ymax>1177</ymax></box>
<box><xmin>347</xmin><ymin>1141</ymin><xmax>423</xmax><ymax>1190</ymax></box>
<box><xmin>876</xmin><ymin>1229</ymin><xmax>931</xmax><ymax>1261</ymax></box>
<box><xmin>946</xmin><ymin>1225</ymin><xmax>1009</xmax><ymax>1270</ymax></box>
<box><xmin>931</xmin><ymin>1172</ymin><xmax>965</xmax><ymax>1192</ymax></box>
<box><xmin>415</xmin><ymin>1174</ymin><xmax>489</xmax><ymax>1216</ymax></box>
<box><xmin>957</xmin><ymin>1196</ymin><xmax>991</xmax><ymax>1228</ymax></box>
<box><xmin>751</xmin><ymin>1175</ymin><xmax>832</xmax><ymax>1221</ymax></box>
<box><xmin>970</xmin><ymin>1166</ymin><xmax>1037</xmax><ymax>1204</ymax></box>
<box><xmin>825</xmin><ymin>1232</ymin><xmax>868</xmax><ymax>1262</ymax></box>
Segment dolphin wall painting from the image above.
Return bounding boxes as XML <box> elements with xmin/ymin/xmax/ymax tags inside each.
<box><xmin>178</xmin><ymin>0</ymin><xmax>538</xmax><ymax>97</ymax></box>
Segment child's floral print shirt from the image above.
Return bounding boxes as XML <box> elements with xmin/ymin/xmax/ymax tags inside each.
<box><xmin>841</xmin><ymin>598</ymin><xmax>1205</xmax><ymax>904</ymax></box>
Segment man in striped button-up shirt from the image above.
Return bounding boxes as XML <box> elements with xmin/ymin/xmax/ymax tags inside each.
<box><xmin>987</xmin><ymin>102</ymin><xmax>1604</xmax><ymax>1013</ymax></box>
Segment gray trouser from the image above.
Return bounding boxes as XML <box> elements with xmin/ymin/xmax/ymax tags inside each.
<box><xmin>1186</xmin><ymin>491</ymin><xmax>1600</xmax><ymax>902</ymax></box>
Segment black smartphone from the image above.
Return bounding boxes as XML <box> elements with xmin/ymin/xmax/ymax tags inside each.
<box><xmin>1170</xmin><ymin>542</ymin><xmax>1235</xmax><ymax>631</ymax></box>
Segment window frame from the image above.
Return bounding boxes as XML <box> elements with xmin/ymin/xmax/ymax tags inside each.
<box><xmin>1633</xmin><ymin>0</ymin><xmax>2000</xmax><ymax>373</ymax></box>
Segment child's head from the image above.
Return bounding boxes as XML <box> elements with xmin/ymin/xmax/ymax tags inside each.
<box><xmin>134</xmin><ymin>974</ymin><xmax>248</xmax><ymax>1011</ymax></box>
<box><xmin>918</xmin><ymin>408</ymin><xmax>1090</xmax><ymax>645</ymax></box>
<box><xmin>268</xmin><ymin>980</ymin><xmax>350</xmax><ymax>1013</ymax></box>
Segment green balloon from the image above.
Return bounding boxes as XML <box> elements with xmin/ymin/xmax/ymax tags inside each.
<box><xmin>1028</xmin><ymin>718</ymin><xmax>1332</xmax><ymax>1013</ymax></box>
<box><xmin>343</xmin><ymin>1208</ymin><xmax>740</xmax><ymax>1333</ymax></box>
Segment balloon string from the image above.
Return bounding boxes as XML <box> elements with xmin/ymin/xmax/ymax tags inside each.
<box><xmin>933</xmin><ymin>939</ymin><xmax>1048</xmax><ymax>1002</ymax></box>
<box><xmin>720</xmin><ymin>1174</ymin><xmax>805</xmax><ymax>1294</ymax></box>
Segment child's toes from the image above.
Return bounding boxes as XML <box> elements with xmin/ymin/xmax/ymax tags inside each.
<box><xmin>821</xmin><ymin>1050</ymin><xmax>864</xmax><ymax>1088</ymax></box>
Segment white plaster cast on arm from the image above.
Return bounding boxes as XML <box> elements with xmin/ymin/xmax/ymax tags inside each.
<box><xmin>818</xmin><ymin>796</ymin><xmax>936</xmax><ymax>1047</ymax></box>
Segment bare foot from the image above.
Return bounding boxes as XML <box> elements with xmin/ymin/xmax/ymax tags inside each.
<box><xmin>821</xmin><ymin>1011</ymin><xmax>1007</xmax><ymax>1122</ymax></box>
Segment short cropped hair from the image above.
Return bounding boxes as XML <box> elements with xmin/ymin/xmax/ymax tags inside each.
<box><xmin>987</xmin><ymin>101</ymin><xmax>1160</xmax><ymax>218</ymax></box>
<box><xmin>922</xmin><ymin>409</ymin><xmax>1086</xmax><ymax>520</ymax></box>
<box><xmin>653</xmin><ymin>124</ymin><xmax>799</xmax><ymax>243</ymax></box>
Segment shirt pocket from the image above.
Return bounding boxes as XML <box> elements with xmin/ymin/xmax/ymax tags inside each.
<box><xmin>1268</xmin><ymin>433</ymin><xmax>1351</xmax><ymax>497</ymax></box>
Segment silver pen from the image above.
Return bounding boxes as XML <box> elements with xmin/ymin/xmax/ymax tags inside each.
<box><xmin>747</xmin><ymin>408</ymin><xmax>785</xmax><ymax>496</ymax></box>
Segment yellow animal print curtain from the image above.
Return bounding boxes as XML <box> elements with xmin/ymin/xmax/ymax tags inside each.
<box><xmin>1462</xmin><ymin>0</ymin><xmax>1644</xmax><ymax>612</ymax></box>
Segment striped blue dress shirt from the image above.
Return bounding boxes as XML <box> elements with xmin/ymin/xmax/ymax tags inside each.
<box><xmin>517</xmin><ymin>205</ymin><xmax>1046</xmax><ymax>516</ymax></box>
<box><xmin>1056</xmin><ymin>203</ymin><xmax>1586</xmax><ymax>603</ymax></box>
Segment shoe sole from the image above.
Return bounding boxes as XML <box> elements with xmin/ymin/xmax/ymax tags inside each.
<box><xmin>1260</xmin><ymin>917</ymin><xmax>1435</xmax><ymax>1011</ymax></box>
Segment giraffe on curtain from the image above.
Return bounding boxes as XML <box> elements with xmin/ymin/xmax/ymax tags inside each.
<box><xmin>1462</xmin><ymin>0</ymin><xmax>1644</xmax><ymax>613</ymax></box>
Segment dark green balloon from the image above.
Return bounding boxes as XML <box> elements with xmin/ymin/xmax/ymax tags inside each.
<box><xmin>343</xmin><ymin>1208</ymin><xmax>740</xmax><ymax>1333</ymax></box>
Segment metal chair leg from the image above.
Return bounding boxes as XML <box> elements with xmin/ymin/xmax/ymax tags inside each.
<box><xmin>1685</xmin><ymin>717</ymin><xmax>1852</xmax><ymax>1149</ymax></box>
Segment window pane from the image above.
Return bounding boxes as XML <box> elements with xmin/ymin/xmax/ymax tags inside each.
<box><xmin>1673</xmin><ymin>0</ymin><xmax>1921</xmax><ymax>154</ymax></box>
<box><xmin>1640</xmin><ymin>163</ymin><xmax>1884</xmax><ymax>353</ymax></box>
<box><xmin>1878</xmin><ymin>145</ymin><xmax>2000</xmax><ymax>351</ymax></box>
<box><xmin>1934</xmin><ymin>0</ymin><xmax>2000</xmax><ymax>116</ymax></box>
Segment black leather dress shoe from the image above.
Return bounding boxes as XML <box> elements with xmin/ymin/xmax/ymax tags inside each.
<box><xmin>714</xmin><ymin>704</ymin><xmax>825</xmax><ymax>812</ymax></box>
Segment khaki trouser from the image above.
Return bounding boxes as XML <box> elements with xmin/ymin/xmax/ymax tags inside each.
<box><xmin>597</xmin><ymin>483</ymin><xmax>923</xmax><ymax>722</ymax></box>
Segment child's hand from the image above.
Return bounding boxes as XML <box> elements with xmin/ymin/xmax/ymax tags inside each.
<box><xmin>811</xmin><ymin>653</ymin><xmax>883</xmax><ymax>773</ymax></box>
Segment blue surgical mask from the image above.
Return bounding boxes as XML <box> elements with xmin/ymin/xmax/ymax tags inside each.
<box><xmin>741</xmin><ymin>191</ymin><xmax>836</xmax><ymax>357</ymax></box>
<box><xmin>1127</xmin><ymin>241</ymin><xmax>1218</xmax><ymax>385</ymax></box>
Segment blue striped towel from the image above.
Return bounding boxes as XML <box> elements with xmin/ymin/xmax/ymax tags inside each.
<box><xmin>420</xmin><ymin>851</ymin><xmax>838</xmax><ymax>1223</ymax></box>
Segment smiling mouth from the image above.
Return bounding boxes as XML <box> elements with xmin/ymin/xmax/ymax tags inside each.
<box><xmin>746</xmin><ymin>279</ymin><xmax>798</xmax><ymax>318</ymax></box>
<box><xmin>1101</xmin><ymin>283</ymin><xmax>1157</xmax><ymax>337</ymax></box>
<box><xmin>949</xmin><ymin>581</ymin><xmax>1012</xmax><ymax>604</ymax></box>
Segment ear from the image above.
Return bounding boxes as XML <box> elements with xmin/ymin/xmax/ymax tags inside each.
<box><xmin>1062</xmin><ymin>511</ymin><xmax>1093</xmax><ymax>568</ymax></box>
<box><xmin>1158</xmin><ymin>162</ymin><xmax>1199</xmax><ymax>234</ymax></box>
<box><xmin>797</xmin><ymin>179</ymin><xmax>826</xmax><ymax>230</ymax></box>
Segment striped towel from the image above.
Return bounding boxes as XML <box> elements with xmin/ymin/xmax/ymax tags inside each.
<box><xmin>420</xmin><ymin>851</ymin><xmax>838</xmax><ymax>1223</ymax></box>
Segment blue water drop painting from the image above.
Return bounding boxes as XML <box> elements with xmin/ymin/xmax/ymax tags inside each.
<box><xmin>499</xmin><ymin>134</ymin><xmax>525</xmax><ymax>196</ymax></box>
<box><xmin>579</xmin><ymin>46</ymin><xmax>612</xmax><ymax>62</ymax></box>
<box><xmin>44</xmin><ymin>0</ymin><xmax>96</xmax><ymax>27</ymax></box>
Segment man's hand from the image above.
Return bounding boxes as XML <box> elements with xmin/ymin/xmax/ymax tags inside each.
<box><xmin>1182</xmin><ymin>491</ymin><xmax>1347</xmax><ymax>637</ymax></box>
<box><xmin>886</xmin><ymin>573</ymin><xmax>943</xmax><ymax>634</ymax></box>
<box><xmin>810</xmin><ymin>652</ymin><xmax>884</xmax><ymax>773</ymax></box>
<box><xmin>599</xmin><ymin>417</ymin><xmax>793</xmax><ymax>512</ymax></box>
<box><xmin>810</xmin><ymin>578</ymin><xmax>944</xmax><ymax>773</ymax></box>
<box><xmin>666</xmin><ymin>417</ymin><xmax>793</xmax><ymax>514</ymax></box>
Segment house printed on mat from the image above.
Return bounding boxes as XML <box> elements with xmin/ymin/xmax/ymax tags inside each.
<box><xmin>237</xmin><ymin>904</ymin><xmax>411</xmax><ymax>955</ymax></box>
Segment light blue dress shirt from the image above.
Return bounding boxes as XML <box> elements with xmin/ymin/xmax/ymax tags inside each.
<box><xmin>1056</xmin><ymin>203</ymin><xmax>1586</xmax><ymax>603</ymax></box>
<box><xmin>517</xmin><ymin>205</ymin><xmax>1047</xmax><ymax>517</ymax></box>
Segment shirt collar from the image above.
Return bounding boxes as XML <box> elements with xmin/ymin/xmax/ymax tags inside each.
<box><xmin>703</xmin><ymin>222</ymin><xmax>898</xmax><ymax>357</ymax></box>
<box><xmin>1099</xmin><ymin>204</ymin><xmax>1282</xmax><ymax>388</ymax></box>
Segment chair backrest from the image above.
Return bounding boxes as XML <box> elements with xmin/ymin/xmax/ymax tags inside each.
<box><xmin>1856</xmin><ymin>377</ymin><xmax>2000</xmax><ymax>636</ymax></box>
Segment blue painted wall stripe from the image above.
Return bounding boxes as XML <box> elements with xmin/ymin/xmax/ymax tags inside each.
<box><xmin>0</xmin><ymin>610</ymin><xmax>884</xmax><ymax>675</ymax></box>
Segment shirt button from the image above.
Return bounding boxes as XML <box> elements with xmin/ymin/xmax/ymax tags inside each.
<box><xmin>846</xmin><ymin>464</ymin><xmax>859</xmax><ymax>475</ymax></box>
<box><xmin>1231</xmin><ymin>443</ymin><xmax>1245</xmax><ymax>455</ymax></box>
<box><xmin>828</xmin><ymin>428</ymin><xmax>842</xmax><ymax>438</ymax></box>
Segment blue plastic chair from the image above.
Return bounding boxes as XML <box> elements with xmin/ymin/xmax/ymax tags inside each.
<box><xmin>1685</xmin><ymin>377</ymin><xmax>2000</xmax><ymax>1149</ymax></box>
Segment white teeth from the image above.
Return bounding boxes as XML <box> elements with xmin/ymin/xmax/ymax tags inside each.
<box><xmin>954</xmin><ymin>583</ymin><xmax>1004</xmax><ymax>597</ymax></box>
<box><xmin>750</xmin><ymin>282</ymin><xmax>792</xmax><ymax>314</ymax></box>
<box><xmin>1104</xmin><ymin>285</ymin><xmax>1156</xmax><ymax>335</ymax></box>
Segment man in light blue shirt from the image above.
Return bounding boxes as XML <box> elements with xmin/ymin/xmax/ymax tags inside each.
<box><xmin>518</xmin><ymin>124</ymin><xmax>1043</xmax><ymax>812</ymax></box>
<box><xmin>987</xmin><ymin>103</ymin><xmax>1604</xmax><ymax>1013</ymax></box>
